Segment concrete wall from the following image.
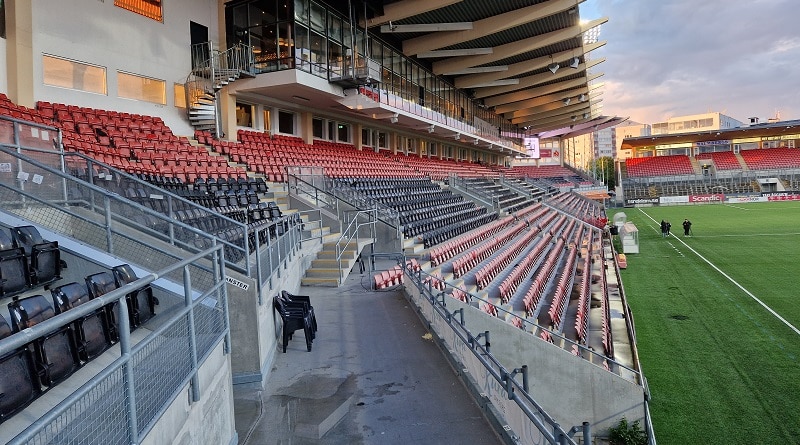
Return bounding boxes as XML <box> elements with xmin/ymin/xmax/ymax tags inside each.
<box><xmin>229</xmin><ymin>237</ymin><xmax>324</xmax><ymax>388</ymax></box>
<box><xmin>405</xmin><ymin>281</ymin><xmax>646</xmax><ymax>441</ymax></box>
<box><xmin>25</xmin><ymin>0</ymin><xmax>219</xmax><ymax>135</ymax></box>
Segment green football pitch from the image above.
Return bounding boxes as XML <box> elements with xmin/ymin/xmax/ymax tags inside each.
<box><xmin>610</xmin><ymin>202</ymin><xmax>800</xmax><ymax>445</ymax></box>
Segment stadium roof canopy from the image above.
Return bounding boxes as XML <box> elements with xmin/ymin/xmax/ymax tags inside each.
<box><xmin>620</xmin><ymin>119</ymin><xmax>800</xmax><ymax>151</ymax></box>
<box><xmin>334</xmin><ymin>0</ymin><xmax>611</xmax><ymax>137</ymax></box>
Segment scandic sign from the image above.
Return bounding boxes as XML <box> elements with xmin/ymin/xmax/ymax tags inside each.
<box><xmin>689</xmin><ymin>194</ymin><xmax>725</xmax><ymax>203</ymax></box>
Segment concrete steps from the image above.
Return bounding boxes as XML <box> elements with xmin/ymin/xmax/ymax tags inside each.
<box><xmin>301</xmin><ymin>237</ymin><xmax>373</xmax><ymax>287</ymax></box>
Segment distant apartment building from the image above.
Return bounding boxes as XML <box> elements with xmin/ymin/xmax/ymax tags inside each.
<box><xmin>651</xmin><ymin>112</ymin><xmax>744</xmax><ymax>135</ymax></box>
<box><xmin>615</xmin><ymin>121</ymin><xmax>651</xmax><ymax>160</ymax></box>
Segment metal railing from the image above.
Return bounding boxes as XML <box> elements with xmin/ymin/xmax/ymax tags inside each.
<box><xmin>410</xmin><ymin>265</ymin><xmax>643</xmax><ymax>384</ymax></box>
<box><xmin>404</xmin><ymin>265</ymin><xmax>588</xmax><ymax>445</ymax></box>
<box><xmin>0</xmin><ymin>246</ymin><xmax>229</xmax><ymax>445</ymax></box>
<box><xmin>0</xmin><ymin>115</ymin><xmax>309</xmax><ymax>299</ymax></box>
<box><xmin>447</xmin><ymin>173</ymin><xmax>496</xmax><ymax>210</ymax></box>
<box><xmin>334</xmin><ymin>209</ymin><xmax>377</xmax><ymax>285</ymax></box>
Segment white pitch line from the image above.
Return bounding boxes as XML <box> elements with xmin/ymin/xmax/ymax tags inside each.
<box><xmin>723</xmin><ymin>204</ymin><xmax>750</xmax><ymax>210</ymax></box>
<box><xmin>638</xmin><ymin>209</ymin><xmax>800</xmax><ymax>337</ymax></box>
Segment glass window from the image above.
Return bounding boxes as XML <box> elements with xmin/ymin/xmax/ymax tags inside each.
<box><xmin>174</xmin><ymin>83</ymin><xmax>186</xmax><ymax>108</ymax></box>
<box><xmin>263</xmin><ymin>109</ymin><xmax>271</xmax><ymax>132</ymax></box>
<box><xmin>295</xmin><ymin>24</ymin><xmax>310</xmax><ymax>71</ymax></box>
<box><xmin>278</xmin><ymin>110</ymin><xmax>295</xmax><ymax>134</ymax></box>
<box><xmin>310</xmin><ymin>1</ymin><xmax>325</xmax><ymax>33</ymax></box>
<box><xmin>278</xmin><ymin>0</ymin><xmax>291</xmax><ymax>20</ymax></box>
<box><xmin>310</xmin><ymin>31</ymin><xmax>326</xmax><ymax>68</ymax></box>
<box><xmin>118</xmin><ymin>72</ymin><xmax>165</xmax><ymax>104</ymax></box>
<box><xmin>327</xmin><ymin>121</ymin><xmax>335</xmax><ymax>141</ymax></box>
<box><xmin>114</xmin><ymin>0</ymin><xmax>163</xmax><ymax>22</ymax></box>
<box><xmin>378</xmin><ymin>131</ymin><xmax>387</xmax><ymax>148</ymax></box>
<box><xmin>236</xmin><ymin>102</ymin><xmax>253</xmax><ymax>127</ymax></box>
<box><xmin>295</xmin><ymin>0</ymin><xmax>309</xmax><ymax>23</ymax></box>
<box><xmin>250</xmin><ymin>1</ymin><xmax>275</xmax><ymax>26</ymax></box>
<box><xmin>361</xmin><ymin>127</ymin><xmax>371</xmax><ymax>146</ymax></box>
<box><xmin>313</xmin><ymin>117</ymin><xmax>324</xmax><ymax>138</ymax></box>
<box><xmin>43</xmin><ymin>55</ymin><xmax>107</xmax><ymax>95</ymax></box>
<box><xmin>278</xmin><ymin>22</ymin><xmax>293</xmax><ymax>62</ymax></box>
<box><xmin>337</xmin><ymin>123</ymin><xmax>350</xmax><ymax>142</ymax></box>
<box><xmin>0</xmin><ymin>0</ymin><xmax>6</xmax><ymax>39</ymax></box>
<box><xmin>328</xmin><ymin>14</ymin><xmax>341</xmax><ymax>42</ymax></box>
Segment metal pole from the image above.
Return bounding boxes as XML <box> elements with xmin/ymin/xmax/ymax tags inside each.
<box><xmin>118</xmin><ymin>295</ymin><xmax>139</xmax><ymax>444</ymax></box>
<box><xmin>184</xmin><ymin>265</ymin><xmax>201</xmax><ymax>403</ymax></box>
<box><xmin>255</xmin><ymin>228</ymin><xmax>263</xmax><ymax>304</ymax></box>
<box><xmin>215</xmin><ymin>242</ymin><xmax>232</xmax><ymax>355</ymax></box>
<box><xmin>104</xmin><ymin>196</ymin><xmax>114</xmax><ymax>254</ymax></box>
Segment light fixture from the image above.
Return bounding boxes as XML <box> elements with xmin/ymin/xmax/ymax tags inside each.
<box><xmin>428</xmin><ymin>124</ymin><xmax>435</xmax><ymax>133</ymax></box>
<box><xmin>583</xmin><ymin>112</ymin><xmax>589</xmax><ymax>119</ymax></box>
<box><xmin>454</xmin><ymin>133</ymin><xmax>461</xmax><ymax>140</ymax></box>
<box><xmin>473</xmin><ymin>139</ymin><xmax>480</xmax><ymax>145</ymax></box>
<box><xmin>390</xmin><ymin>113</ymin><xmax>399</xmax><ymax>124</ymax></box>
<box><xmin>571</xmin><ymin>115</ymin><xmax>577</xmax><ymax>121</ymax></box>
<box><xmin>563</xmin><ymin>97</ymin><xmax>571</xmax><ymax>106</ymax></box>
<box><xmin>548</xmin><ymin>56</ymin><xmax>559</xmax><ymax>74</ymax></box>
<box><xmin>579</xmin><ymin>94</ymin><xmax>587</xmax><ymax>102</ymax></box>
<box><xmin>570</xmin><ymin>57</ymin><xmax>580</xmax><ymax>69</ymax></box>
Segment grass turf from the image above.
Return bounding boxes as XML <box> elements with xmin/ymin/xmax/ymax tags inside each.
<box><xmin>610</xmin><ymin>202</ymin><xmax>800</xmax><ymax>445</ymax></box>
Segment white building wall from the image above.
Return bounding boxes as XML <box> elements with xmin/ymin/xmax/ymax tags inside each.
<box><xmin>29</xmin><ymin>0</ymin><xmax>219</xmax><ymax>136</ymax></box>
<box><xmin>0</xmin><ymin>37</ymin><xmax>7</xmax><ymax>93</ymax></box>
<box><xmin>614</xmin><ymin>122</ymin><xmax>650</xmax><ymax>160</ymax></box>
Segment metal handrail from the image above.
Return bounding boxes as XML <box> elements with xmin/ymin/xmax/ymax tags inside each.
<box><xmin>334</xmin><ymin>208</ymin><xmax>377</xmax><ymax>284</ymax></box>
<box><xmin>411</xmin><ymin>266</ymin><xmax>644</xmax><ymax>382</ymax></box>
<box><xmin>405</xmin><ymin>266</ymin><xmax>585</xmax><ymax>445</ymax></box>
<box><xmin>3</xmin><ymin>244</ymin><xmax>228</xmax><ymax>445</ymax></box>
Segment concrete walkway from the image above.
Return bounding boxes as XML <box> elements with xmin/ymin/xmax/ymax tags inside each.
<box><xmin>233</xmin><ymin>266</ymin><xmax>502</xmax><ymax>445</ymax></box>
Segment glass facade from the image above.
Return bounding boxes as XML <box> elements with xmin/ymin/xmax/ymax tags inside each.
<box><xmin>225</xmin><ymin>0</ymin><xmax>521</xmax><ymax>149</ymax></box>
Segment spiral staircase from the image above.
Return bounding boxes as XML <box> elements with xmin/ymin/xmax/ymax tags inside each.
<box><xmin>185</xmin><ymin>42</ymin><xmax>255</xmax><ymax>137</ymax></box>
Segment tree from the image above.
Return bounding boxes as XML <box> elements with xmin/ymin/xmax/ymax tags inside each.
<box><xmin>590</xmin><ymin>156</ymin><xmax>616</xmax><ymax>190</ymax></box>
<box><xmin>608</xmin><ymin>417</ymin><xmax>648</xmax><ymax>445</ymax></box>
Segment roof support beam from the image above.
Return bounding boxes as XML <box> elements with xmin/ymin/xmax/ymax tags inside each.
<box><xmin>404</xmin><ymin>0</ymin><xmax>586</xmax><ymax>56</ymax></box>
<box><xmin>508</xmin><ymin>94</ymin><xmax>602</xmax><ymax>121</ymax></box>
<box><xmin>511</xmin><ymin>99</ymin><xmax>601</xmax><ymax>125</ymax></box>
<box><xmin>499</xmin><ymin>87</ymin><xmax>589</xmax><ymax>117</ymax></box>
<box><xmin>381</xmin><ymin>22</ymin><xmax>473</xmax><ymax>33</ymax></box>
<box><xmin>455</xmin><ymin>41</ymin><xmax>605</xmax><ymax>89</ymax></box>
<box><xmin>470</xmin><ymin>79</ymin><xmax>520</xmax><ymax>88</ymax></box>
<box><xmin>484</xmin><ymin>72</ymin><xmax>603</xmax><ymax>108</ymax></box>
<box><xmin>418</xmin><ymin>48</ymin><xmax>493</xmax><ymax>58</ymax></box>
<box><xmin>432</xmin><ymin>17</ymin><xmax>607</xmax><ymax>75</ymax></box>
<box><xmin>365</xmin><ymin>0</ymin><xmax>464</xmax><ymax>27</ymax></box>
<box><xmin>520</xmin><ymin>104</ymin><xmax>603</xmax><ymax>130</ymax></box>
<box><xmin>542</xmin><ymin>116</ymin><xmax>622</xmax><ymax>139</ymax></box>
<box><xmin>475</xmin><ymin>58</ymin><xmax>604</xmax><ymax>98</ymax></box>
<box><xmin>443</xmin><ymin>66</ymin><xmax>509</xmax><ymax>75</ymax></box>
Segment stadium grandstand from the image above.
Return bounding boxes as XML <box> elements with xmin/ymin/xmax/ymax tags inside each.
<box><xmin>0</xmin><ymin>1</ymin><xmax>649</xmax><ymax>444</ymax></box>
<box><xmin>618</xmin><ymin>119</ymin><xmax>800</xmax><ymax>206</ymax></box>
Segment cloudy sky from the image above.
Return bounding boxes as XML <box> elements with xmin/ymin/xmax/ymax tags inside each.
<box><xmin>580</xmin><ymin>0</ymin><xmax>800</xmax><ymax>125</ymax></box>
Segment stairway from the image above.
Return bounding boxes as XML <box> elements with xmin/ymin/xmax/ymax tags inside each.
<box><xmin>186</xmin><ymin>42</ymin><xmax>255</xmax><ymax>135</ymax></box>
<box><xmin>735</xmin><ymin>152</ymin><xmax>749</xmax><ymax>170</ymax></box>
<box><xmin>301</xmin><ymin>237</ymin><xmax>374</xmax><ymax>287</ymax></box>
<box><xmin>688</xmin><ymin>156</ymin><xmax>703</xmax><ymax>175</ymax></box>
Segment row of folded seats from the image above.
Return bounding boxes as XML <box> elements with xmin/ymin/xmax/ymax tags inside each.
<box><xmin>0</xmin><ymin>263</ymin><xmax>157</xmax><ymax>424</ymax></box>
<box><xmin>0</xmin><ymin>226</ymin><xmax>63</xmax><ymax>299</ymax></box>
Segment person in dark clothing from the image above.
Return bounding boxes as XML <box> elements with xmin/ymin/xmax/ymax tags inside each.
<box><xmin>683</xmin><ymin>219</ymin><xmax>692</xmax><ymax>236</ymax></box>
<box><xmin>665</xmin><ymin>221</ymin><xmax>671</xmax><ymax>237</ymax></box>
<box><xmin>660</xmin><ymin>220</ymin><xmax>667</xmax><ymax>238</ymax></box>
